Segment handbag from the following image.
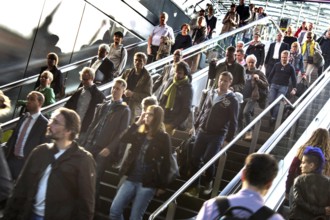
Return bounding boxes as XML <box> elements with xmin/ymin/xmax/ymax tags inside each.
<box><xmin>158</xmin><ymin>151</ymin><xmax>179</xmax><ymax>186</ymax></box>
<box><xmin>313</xmin><ymin>49</ymin><xmax>325</xmax><ymax>68</ymax></box>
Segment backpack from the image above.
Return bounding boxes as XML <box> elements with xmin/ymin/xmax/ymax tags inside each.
<box><xmin>216</xmin><ymin>197</ymin><xmax>275</xmax><ymax>220</ymax></box>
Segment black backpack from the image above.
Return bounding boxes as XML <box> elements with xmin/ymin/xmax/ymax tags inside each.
<box><xmin>216</xmin><ymin>197</ymin><xmax>275</xmax><ymax>220</ymax></box>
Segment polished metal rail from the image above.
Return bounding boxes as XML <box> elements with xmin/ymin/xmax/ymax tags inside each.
<box><xmin>149</xmin><ymin>17</ymin><xmax>325</xmax><ymax>220</ymax></box>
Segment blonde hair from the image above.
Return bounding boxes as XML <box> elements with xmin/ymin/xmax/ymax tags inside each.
<box><xmin>291</xmin><ymin>41</ymin><xmax>301</xmax><ymax>53</ymax></box>
<box><xmin>296</xmin><ymin>128</ymin><xmax>330</xmax><ymax>176</ymax></box>
<box><xmin>0</xmin><ymin>90</ymin><xmax>11</xmax><ymax>116</ymax></box>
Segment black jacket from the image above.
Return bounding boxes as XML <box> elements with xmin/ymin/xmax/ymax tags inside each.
<box><xmin>290</xmin><ymin>173</ymin><xmax>330</xmax><ymax>220</ymax></box>
<box><xmin>65</xmin><ymin>84</ymin><xmax>105</xmax><ymax>133</ymax></box>
<box><xmin>160</xmin><ymin>77</ymin><xmax>193</xmax><ymax>129</ymax></box>
<box><xmin>119</xmin><ymin>124</ymin><xmax>171</xmax><ymax>189</ymax></box>
<box><xmin>5</xmin><ymin>113</ymin><xmax>48</xmax><ymax>159</ymax></box>
<box><xmin>3</xmin><ymin>142</ymin><xmax>96</xmax><ymax>220</ymax></box>
<box><xmin>246</xmin><ymin>42</ymin><xmax>265</xmax><ymax>68</ymax></box>
<box><xmin>195</xmin><ymin>90</ymin><xmax>239</xmax><ymax>142</ymax></box>
<box><xmin>90</xmin><ymin>57</ymin><xmax>115</xmax><ymax>84</ymax></box>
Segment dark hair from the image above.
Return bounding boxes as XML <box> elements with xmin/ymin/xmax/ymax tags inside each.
<box><xmin>114</xmin><ymin>31</ymin><xmax>124</xmax><ymax>38</ymax></box>
<box><xmin>175</xmin><ymin>60</ymin><xmax>191</xmax><ymax>76</ymax></box>
<box><xmin>230</xmin><ymin>3</ymin><xmax>236</xmax><ymax>8</ymax></box>
<box><xmin>47</xmin><ymin>52</ymin><xmax>59</xmax><ymax>66</ymax></box>
<box><xmin>244</xmin><ymin>153</ymin><xmax>278</xmax><ymax>188</ymax></box>
<box><xmin>236</xmin><ymin>48</ymin><xmax>244</xmax><ymax>54</ymax></box>
<box><xmin>181</xmin><ymin>23</ymin><xmax>191</xmax><ymax>32</ymax></box>
<box><xmin>226</xmin><ymin>46</ymin><xmax>236</xmax><ymax>54</ymax></box>
<box><xmin>142</xmin><ymin>96</ymin><xmax>158</xmax><ymax>110</ymax></box>
<box><xmin>303</xmin><ymin>146</ymin><xmax>326</xmax><ymax>174</ymax></box>
<box><xmin>55</xmin><ymin>107</ymin><xmax>81</xmax><ymax>141</ymax></box>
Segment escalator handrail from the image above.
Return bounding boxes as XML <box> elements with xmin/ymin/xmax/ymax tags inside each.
<box><xmin>0</xmin><ymin>16</ymin><xmax>273</xmax><ymax>92</ymax></box>
<box><xmin>0</xmin><ymin>39</ymin><xmax>147</xmax><ymax>92</ymax></box>
<box><xmin>220</xmin><ymin>66</ymin><xmax>330</xmax><ymax>197</ymax></box>
<box><xmin>145</xmin><ymin>16</ymin><xmax>276</xmax><ymax>71</ymax></box>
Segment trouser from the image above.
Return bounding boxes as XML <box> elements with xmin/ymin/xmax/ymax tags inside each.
<box><xmin>109</xmin><ymin>180</ymin><xmax>155</xmax><ymax>220</ymax></box>
<box><xmin>268</xmin><ymin>84</ymin><xmax>288</xmax><ymax>119</ymax></box>
<box><xmin>190</xmin><ymin>130</ymin><xmax>225</xmax><ymax>186</ymax></box>
<box><xmin>242</xmin><ymin>98</ymin><xmax>257</xmax><ymax>131</ymax></box>
<box><xmin>31</xmin><ymin>213</ymin><xmax>44</xmax><ymax>220</ymax></box>
<box><xmin>147</xmin><ymin>45</ymin><xmax>159</xmax><ymax>64</ymax></box>
<box><xmin>301</xmin><ymin>61</ymin><xmax>316</xmax><ymax>84</ymax></box>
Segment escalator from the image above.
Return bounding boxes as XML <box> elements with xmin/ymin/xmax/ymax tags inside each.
<box><xmin>0</xmin><ymin>16</ymin><xmax>281</xmax><ymax>219</ymax></box>
<box><xmin>1</xmin><ymin>15</ymin><xmax>312</xmax><ymax>219</ymax></box>
<box><xmin>0</xmin><ymin>0</ymin><xmax>191</xmax><ymax>123</ymax></box>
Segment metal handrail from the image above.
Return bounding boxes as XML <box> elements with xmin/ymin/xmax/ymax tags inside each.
<box><xmin>148</xmin><ymin>38</ymin><xmax>329</xmax><ymax>220</ymax></box>
<box><xmin>220</xmin><ymin>66</ymin><xmax>330</xmax><ymax>196</ymax></box>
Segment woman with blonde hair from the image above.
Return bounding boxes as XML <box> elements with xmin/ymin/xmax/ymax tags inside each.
<box><xmin>289</xmin><ymin>41</ymin><xmax>304</xmax><ymax>77</ymax></box>
<box><xmin>110</xmin><ymin>105</ymin><xmax>172</xmax><ymax>220</ymax></box>
<box><xmin>285</xmin><ymin>128</ymin><xmax>330</xmax><ymax>201</ymax></box>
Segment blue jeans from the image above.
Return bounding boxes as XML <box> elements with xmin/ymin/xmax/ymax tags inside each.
<box><xmin>268</xmin><ymin>84</ymin><xmax>288</xmax><ymax>119</ymax></box>
<box><xmin>109</xmin><ymin>180</ymin><xmax>156</xmax><ymax>220</ymax></box>
<box><xmin>242</xmin><ymin>98</ymin><xmax>257</xmax><ymax>131</ymax></box>
<box><xmin>31</xmin><ymin>213</ymin><xmax>44</xmax><ymax>220</ymax></box>
<box><xmin>190</xmin><ymin>131</ymin><xmax>225</xmax><ymax>186</ymax></box>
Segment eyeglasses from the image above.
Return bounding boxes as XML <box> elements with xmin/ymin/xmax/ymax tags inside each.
<box><xmin>306</xmin><ymin>36</ymin><xmax>312</xmax><ymax>39</ymax></box>
<box><xmin>49</xmin><ymin>118</ymin><xmax>65</xmax><ymax>127</ymax></box>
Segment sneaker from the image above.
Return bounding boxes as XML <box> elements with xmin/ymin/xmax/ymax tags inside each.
<box><xmin>244</xmin><ymin>131</ymin><xmax>252</xmax><ymax>141</ymax></box>
<box><xmin>202</xmin><ymin>180</ymin><xmax>213</xmax><ymax>195</ymax></box>
<box><xmin>269</xmin><ymin>117</ymin><xmax>276</xmax><ymax>127</ymax></box>
<box><xmin>184</xmin><ymin>187</ymin><xmax>199</xmax><ymax>197</ymax></box>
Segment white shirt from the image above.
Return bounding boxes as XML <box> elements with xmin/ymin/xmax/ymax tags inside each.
<box><xmin>273</xmin><ymin>42</ymin><xmax>282</xmax><ymax>59</ymax></box>
<box><xmin>34</xmin><ymin>149</ymin><xmax>66</xmax><ymax>216</ymax></box>
<box><xmin>150</xmin><ymin>24</ymin><xmax>175</xmax><ymax>46</ymax></box>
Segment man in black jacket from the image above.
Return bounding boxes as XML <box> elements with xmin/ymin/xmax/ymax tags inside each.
<box><xmin>3</xmin><ymin>107</ymin><xmax>96</xmax><ymax>220</ymax></box>
<box><xmin>185</xmin><ymin>71</ymin><xmax>239</xmax><ymax>197</ymax></box>
<box><xmin>265</xmin><ymin>32</ymin><xmax>289</xmax><ymax>77</ymax></box>
<box><xmin>90</xmin><ymin>43</ymin><xmax>115</xmax><ymax>85</ymax></box>
<box><xmin>65</xmin><ymin>67</ymin><xmax>105</xmax><ymax>138</ymax></box>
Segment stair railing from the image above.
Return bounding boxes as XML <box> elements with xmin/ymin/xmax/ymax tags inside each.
<box><xmin>148</xmin><ymin>55</ymin><xmax>330</xmax><ymax>220</ymax></box>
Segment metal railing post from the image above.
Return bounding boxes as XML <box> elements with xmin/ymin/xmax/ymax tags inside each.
<box><xmin>165</xmin><ymin>201</ymin><xmax>177</xmax><ymax>220</ymax></box>
<box><xmin>275</xmin><ymin>101</ymin><xmax>286</xmax><ymax>130</ymax></box>
<box><xmin>211</xmin><ymin>152</ymin><xmax>227</xmax><ymax>198</ymax></box>
<box><xmin>249</xmin><ymin>120</ymin><xmax>261</xmax><ymax>154</ymax></box>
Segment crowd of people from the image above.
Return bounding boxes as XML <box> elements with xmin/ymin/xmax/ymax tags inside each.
<box><xmin>1</xmin><ymin>1</ymin><xmax>330</xmax><ymax>219</ymax></box>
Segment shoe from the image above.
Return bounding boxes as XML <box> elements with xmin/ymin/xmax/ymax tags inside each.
<box><xmin>202</xmin><ymin>180</ymin><xmax>213</xmax><ymax>195</ymax></box>
<box><xmin>269</xmin><ymin>117</ymin><xmax>276</xmax><ymax>127</ymax></box>
<box><xmin>244</xmin><ymin>131</ymin><xmax>252</xmax><ymax>141</ymax></box>
<box><xmin>184</xmin><ymin>187</ymin><xmax>199</xmax><ymax>197</ymax></box>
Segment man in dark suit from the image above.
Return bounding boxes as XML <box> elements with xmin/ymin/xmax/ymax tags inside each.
<box><xmin>90</xmin><ymin>43</ymin><xmax>115</xmax><ymax>85</ymax></box>
<box><xmin>265</xmin><ymin>32</ymin><xmax>289</xmax><ymax>77</ymax></box>
<box><xmin>5</xmin><ymin>91</ymin><xmax>49</xmax><ymax>180</ymax></box>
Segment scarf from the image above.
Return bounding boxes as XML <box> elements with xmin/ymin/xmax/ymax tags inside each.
<box><xmin>163</xmin><ymin>76</ymin><xmax>188</xmax><ymax>109</ymax></box>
